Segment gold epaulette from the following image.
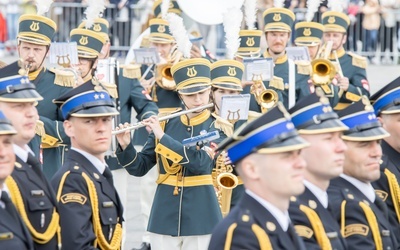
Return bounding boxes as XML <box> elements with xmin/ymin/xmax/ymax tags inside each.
<box><xmin>35</xmin><ymin>120</ymin><xmax>45</xmax><ymax>136</ymax></box>
<box><xmin>158</xmin><ymin>107</ymin><xmax>182</xmax><ymax>118</ymax></box>
<box><xmin>50</xmin><ymin>68</ymin><xmax>76</xmax><ymax>87</ymax></box>
<box><xmin>296</xmin><ymin>61</ymin><xmax>311</xmax><ymax>75</ymax></box>
<box><xmin>120</xmin><ymin>64</ymin><xmax>141</xmax><ymax>79</ymax></box>
<box><xmin>269</xmin><ymin>76</ymin><xmax>284</xmax><ymax>91</ymax></box>
<box><xmin>211</xmin><ymin>113</ymin><xmax>233</xmax><ymax>137</ymax></box>
<box><xmin>347</xmin><ymin>52</ymin><xmax>367</xmax><ymax>69</ymax></box>
<box><xmin>100</xmin><ymin>81</ymin><xmax>118</xmax><ymax>98</ymax></box>
<box><xmin>247</xmin><ymin>111</ymin><xmax>262</xmax><ymax>122</ymax></box>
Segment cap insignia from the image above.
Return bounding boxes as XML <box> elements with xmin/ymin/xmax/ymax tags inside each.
<box><xmin>246</xmin><ymin>37</ymin><xmax>255</xmax><ymax>47</ymax></box>
<box><xmin>187</xmin><ymin>67</ymin><xmax>197</xmax><ymax>77</ymax></box>
<box><xmin>79</xmin><ymin>36</ymin><xmax>89</xmax><ymax>45</ymax></box>
<box><xmin>273</xmin><ymin>13</ymin><xmax>281</xmax><ymax>22</ymax></box>
<box><xmin>227</xmin><ymin>67</ymin><xmax>237</xmax><ymax>76</ymax></box>
<box><xmin>30</xmin><ymin>21</ymin><xmax>40</xmax><ymax>32</ymax></box>
<box><xmin>157</xmin><ymin>25</ymin><xmax>166</xmax><ymax>33</ymax></box>
<box><xmin>93</xmin><ymin>24</ymin><xmax>102</xmax><ymax>32</ymax></box>
<box><xmin>328</xmin><ymin>16</ymin><xmax>336</xmax><ymax>24</ymax></box>
<box><xmin>303</xmin><ymin>28</ymin><xmax>311</xmax><ymax>37</ymax></box>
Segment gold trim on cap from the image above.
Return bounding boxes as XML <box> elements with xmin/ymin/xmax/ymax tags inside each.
<box><xmin>18</xmin><ymin>14</ymin><xmax>57</xmax><ymax>30</ymax></box>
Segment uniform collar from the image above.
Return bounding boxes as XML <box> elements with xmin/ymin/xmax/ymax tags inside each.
<box><xmin>246</xmin><ymin>189</ymin><xmax>290</xmax><ymax>231</ymax></box>
<box><xmin>303</xmin><ymin>180</ymin><xmax>328</xmax><ymax>208</ymax></box>
<box><xmin>180</xmin><ymin>109</ymin><xmax>210</xmax><ymax>126</ymax></box>
<box><xmin>71</xmin><ymin>147</ymin><xmax>106</xmax><ymax>174</ymax></box>
<box><xmin>82</xmin><ymin>73</ymin><xmax>93</xmax><ymax>83</ymax></box>
<box><xmin>263</xmin><ymin>49</ymin><xmax>288</xmax><ymax>64</ymax></box>
<box><xmin>28</xmin><ymin>66</ymin><xmax>44</xmax><ymax>81</ymax></box>
<box><xmin>340</xmin><ymin>174</ymin><xmax>376</xmax><ymax>202</ymax></box>
<box><xmin>328</xmin><ymin>47</ymin><xmax>345</xmax><ymax>60</ymax></box>
<box><xmin>13</xmin><ymin>144</ymin><xmax>34</xmax><ymax>163</ymax></box>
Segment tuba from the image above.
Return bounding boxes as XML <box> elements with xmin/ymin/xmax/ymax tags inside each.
<box><xmin>250</xmin><ymin>74</ymin><xmax>279</xmax><ymax>113</ymax></box>
<box><xmin>212</xmin><ymin>152</ymin><xmax>238</xmax><ymax>217</ymax></box>
<box><xmin>310</xmin><ymin>41</ymin><xmax>337</xmax><ymax>86</ymax></box>
<box><xmin>155</xmin><ymin>46</ymin><xmax>181</xmax><ymax>90</ymax></box>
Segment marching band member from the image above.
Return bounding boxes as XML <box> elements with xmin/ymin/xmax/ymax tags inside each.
<box><xmin>0</xmin><ymin>1</ymin><xmax>74</xmax><ymax>180</ymax></box>
<box><xmin>328</xmin><ymin>98</ymin><xmax>398</xmax><ymax>249</ymax></box>
<box><xmin>51</xmin><ymin>82</ymin><xmax>124</xmax><ymax>250</ymax></box>
<box><xmin>288</xmin><ymin>91</ymin><xmax>348</xmax><ymax>250</ymax></box>
<box><xmin>321</xmin><ymin>2</ymin><xmax>369</xmax><ymax>110</ymax></box>
<box><xmin>208</xmin><ymin>103</ymin><xmax>309</xmax><ymax>250</ymax></box>
<box><xmin>261</xmin><ymin>6</ymin><xmax>310</xmax><ymax>108</ymax></box>
<box><xmin>0</xmin><ymin>72</ymin><xmax>61</xmax><ymax>249</ymax></box>
<box><xmin>0</xmin><ymin>111</ymin><xmax>34</xmax><ymax>250</ymax></box>
<box><xmin>115</xmin><ymin>58</ymin><xmax>228</xmax><ymax>250</ymax></box>
<box><xmin>370</xmin><ymin>76</ymin><xmax>400</xmax><ymax>237</ymax></box>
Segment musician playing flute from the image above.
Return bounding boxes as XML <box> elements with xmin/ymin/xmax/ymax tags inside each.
<box><xmin>115</xmin><ymin>58</ymin><xmax>230</xmax><ymax>250</ymax></box>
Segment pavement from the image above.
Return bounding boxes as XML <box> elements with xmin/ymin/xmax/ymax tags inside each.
<box><xmin>1</xmin><ymin>53</ymin><xmax>400</xmax><ymax>249</ymax></box>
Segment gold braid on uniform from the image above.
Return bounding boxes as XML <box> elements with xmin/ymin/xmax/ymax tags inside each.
<box><xmin>384</xmin><ymin>169</ymin><xmax>400</xmax><ymax>223</ymax></box>
<box><xmin>154</xmin><ymin>120</ymin><xmax>183</xmax><ymax>195</ymax></box>
<box><xmin>299</xmin><ymin>205</ymin><xmax>332</xmax><ymax>250</ymax></box>
<box><xmin>56</xmin><ymin>171</ymin><xmax>122</xmax><ymax>250</ymax></box>
<box><xmin>359</xmin><ymin>201</ymin><xmax>382</xmax><ymax>250</ymax></box>
<box><xmin>251</xmin><ymin>224</ymin><xmax>273</xmax><ymax>250</ymax></box>
<box><xmin>5</xmin><ymin>177</ymin><xmax>61</xmax><ymax>246</ymax></box>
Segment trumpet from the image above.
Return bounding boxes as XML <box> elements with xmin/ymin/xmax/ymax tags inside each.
<box><xmin>250</xmin><ymin>74</ymin><xmax>279</xmax><ymax>113</ymax></box>
<box><xmin>112</xmin><ymin>103</ymin><xmax>214</xmax><ymax>135</ymax></box>
<box><xmin>155</xmin><ymin>46</ymin><xmax>182</xmax><ymax>90</ymax></box>
<box><xmin>310</xmin><ymin>41</ymin><xmax>337</xmax><ymax>86</ymax></box>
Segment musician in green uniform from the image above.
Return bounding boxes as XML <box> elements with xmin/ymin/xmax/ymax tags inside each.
<box><xmin>115</xmin><ymin>58</ymin><xmax>229</xmax><ymax>249</ymax></box>
<box><xmin>262</xmin><ymin>8</ymin><xmax>310</xmax><ymax>108</ymax></box>
<box><xmin>321</xmin><ymin>11</ymin><xmax>369</xmax><ymax>110</ymax></box>
<box><xmin>294</xmin><ymin>21</ymin><xmax>341</xmax><ymax>107</ymax></box>
<box><xmin>0</xmin><ymin>13</ymin><xmax>74</xmax><ymax>180</ymax></box>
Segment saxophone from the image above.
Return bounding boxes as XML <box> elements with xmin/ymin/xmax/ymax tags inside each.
<box><xmin>212</xmin><ymin>152</ymin><xmax>238</xmax><ymax>217</ymax></box>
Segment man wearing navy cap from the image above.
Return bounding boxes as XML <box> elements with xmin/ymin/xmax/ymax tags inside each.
<box><xmin>328</xmin><ymin>98</ymin><xmax>398</xmax><ymax>249</ymax></box>
<box><xmin>0</xmin><ymin>73</ymin><xmax>61</xmax><ymax>250</ymax></box>
<box><xmin>208</xmin><ymin>103</ymin><xmax>309</xmax><ymax>249</ymax></box>
<box><xmin>51</xmin><ymin>81</ymin><xmax>123</xmax><ymax>250</ymax></box>
<box><xmin>370</xmin><ymin>76</ymin><xmax>400</xmax><ymax>237</ymax></box>
<box><xmin>0</xmin><ymin>111</ymin><xmax>34</xmax><ymax>250</ymax></box>
<box><xmin>288</xmin><ymin>91</ymin><xmax>348</xmax><ymax>250</ymax></box>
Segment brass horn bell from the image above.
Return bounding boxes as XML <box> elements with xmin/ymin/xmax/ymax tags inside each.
<box><xmin>310</xmin><ymin>59</ymin><xmax>336</xmax><ymax>86</ymax></box>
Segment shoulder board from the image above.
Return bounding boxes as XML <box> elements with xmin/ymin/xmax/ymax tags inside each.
<box><xmin>120</xmin><ymin>64</ymin><xmax>141</xmax><ymax>79</ymax></box>
<box><xmin>50</xmin><ymin>67</ymin><xmax>76</xmax><ymax>87</ymax></box>
<box><xmin>158</xmin><ymin>107</ymin><xmax>182</xmax><ymax>118</ymax></box>
<box><xmin>211</xmin><ymin>113</ymin><xmax>233</xmax><ymax>137</ymax></box>
<box><xmin>296</xmin><ymin>61</ymin><xmax>311</xmax><ymax>75</ymax></box>
<box><xmin>347</xmin><ymin>52</ymin><xmax>367</xmax><ymax>69</ymax></box>
<box><xmin>269</xmin><ymin>76</ymin><xmax>284</xmax><ymax>90</ymax></box>
<box><xmin>247</xmin><ymin>111</ymin><xmax>262</xmax><ymax>122</ymax></box>
<box><xmin>35</xmin><ymin>120</ymin><xmax>45</xmax><ymax>136</ymax></box>
<box><xmin>99</xmin><ymin>81</ymin><xmax>118</xmax><ymax>98</ymax></box>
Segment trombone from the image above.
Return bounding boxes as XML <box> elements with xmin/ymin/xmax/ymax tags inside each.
<box><xmin>112</xmin><ymin>103</ymin><xmax>214</xmax><ymax>135</ymax></box>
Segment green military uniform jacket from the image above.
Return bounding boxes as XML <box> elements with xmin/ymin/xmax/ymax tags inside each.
<box><xmin>328</xmin><ymin>48</ymin><xmax>369</xmax><ymax>110</ymax></box>
<box><xmin>116</xmin><ymin>109</ymin><xmax>225</xmax><ymax>236</ymax></box>
<box><xmin>263</xmin><ymin>50</ymin><xmax>311</xmax><ymax>108</ymax></box>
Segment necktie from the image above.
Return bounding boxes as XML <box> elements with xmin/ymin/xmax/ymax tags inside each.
<box><xmin>103</xmin><ymin>167</ymin><xmax>114</xmax><ymax>186</ymax></box>
<box><xmin>1</xmin><ymin>191</ymin><xmax>20</xmax><ymax>221</ymax></box>
<box><xmin>27</xmin><ymin>152</ymin><xmax>42</xmax><ymax>171</ymax></box>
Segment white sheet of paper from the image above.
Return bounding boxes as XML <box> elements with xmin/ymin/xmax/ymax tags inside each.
<box><xmin>133</xmin><ymin>48</ymin><xmax>160</xmax><ymax>64</ymax></box>
<box><xmin>96</xmin><ymin>58</ymin><xmax>118</xmax><ymax>83</ymax></box>
<box><xmin>49</xmin><ymin>42</ymin><xmax>79</xmax><ymax>66</ymax></box>
<box><xmin>244</xmin><ymin>58</ymin><xmax>274</xmax><ymax>82</ymax></box>
<box><xmin>286</xmin><ymin>47</ymin><xmax>310</xmax><ymax>62</ymax></box>
<box><xmin>220</xmin><ymin>94</ymin><xmax>251</xmax><ymax>121</ymax></box>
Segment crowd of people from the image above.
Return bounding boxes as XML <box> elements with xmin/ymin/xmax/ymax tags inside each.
<box><xmin>0</xmin><ymin>0</ymin><xmax>400</xmax><ymax>250</ymax></box>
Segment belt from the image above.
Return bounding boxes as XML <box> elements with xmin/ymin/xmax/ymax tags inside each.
<box><xmin>334</xmin><ymin>102</ymin><xmax>351</xmax><ymax>110</ymax></box>
<box><xmin>157</xmin><ymin>174</ymin><xmax>213</xmax><ymax>187</ymax></box>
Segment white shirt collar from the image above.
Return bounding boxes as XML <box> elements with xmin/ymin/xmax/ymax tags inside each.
<box><xmin>246</xmin><ymin>189</ymin><xmax>290</xmax><ymax>231</ymax></box>
<box><xmin>303</xmin><ymin>180</ymin><xmax>328</xmax><ymax>209</ymax></box>
<box><xmin>340</xmin><ymin>174</ymin><xmax>376</xmax><ymax>202</ymax></box>
<box><xmin>13</xmin><ymin>144</ymin><xmax>34</xmax><ymax>163</ymax></box>
<box><xmin>71</xmin><ymin>147</ymin><xmax>106</xmax><ymax>174</ymax></box>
